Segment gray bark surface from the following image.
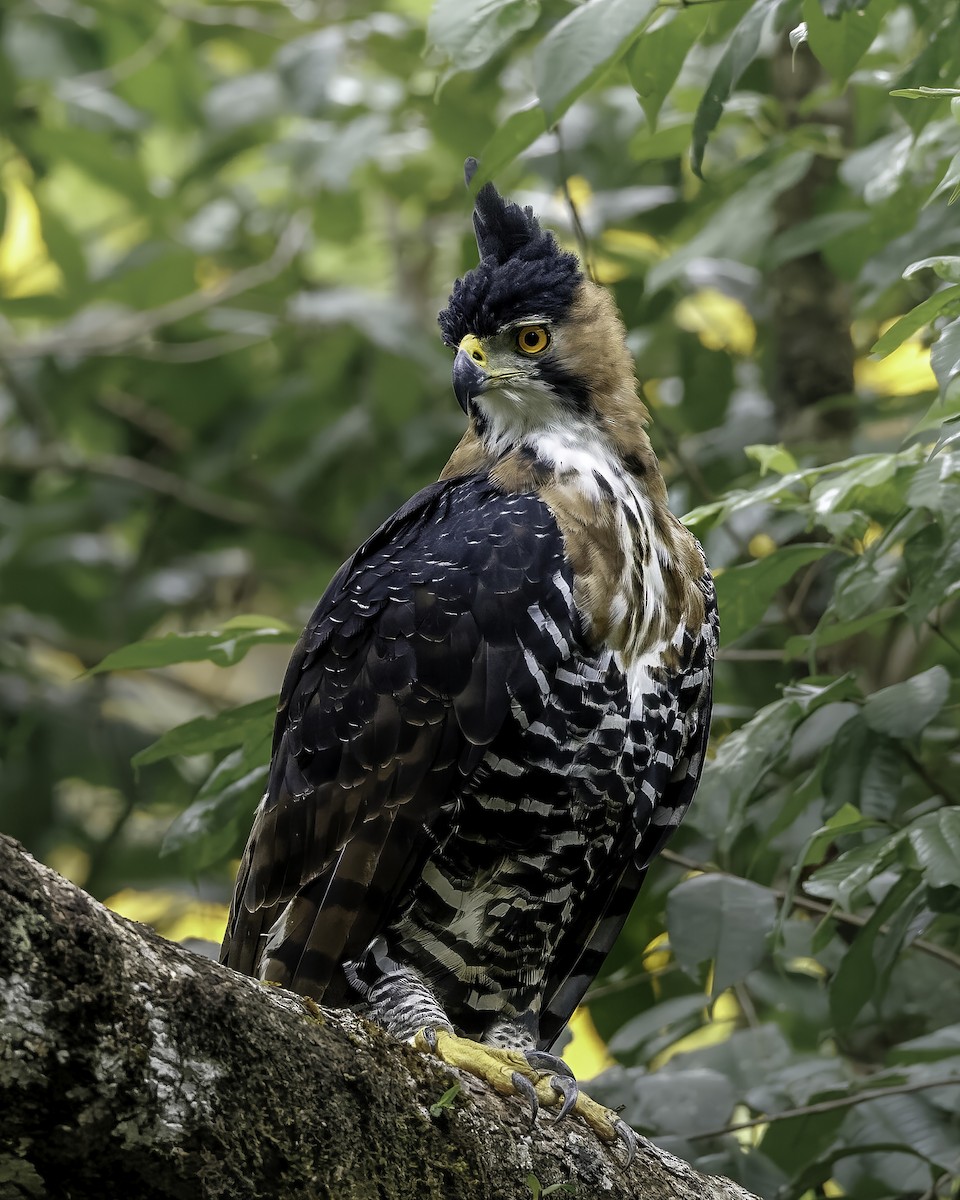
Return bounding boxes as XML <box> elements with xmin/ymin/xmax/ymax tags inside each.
<box><xmin>0</xmin><ymin>834</ymin><xmax>758</xmax><ymax>1200</ymax></box>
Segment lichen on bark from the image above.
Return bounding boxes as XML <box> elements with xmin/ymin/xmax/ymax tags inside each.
<box><xmin>0</xmin><ymin>835</ymin><xmax>758</xmax><ymax>1200</ymax></box>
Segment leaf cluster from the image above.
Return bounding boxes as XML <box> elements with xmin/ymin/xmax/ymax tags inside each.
<box><xmin>2</xmin><ymin>0</ymin><xmax>960</xmax><ymax>1195</ymax></box>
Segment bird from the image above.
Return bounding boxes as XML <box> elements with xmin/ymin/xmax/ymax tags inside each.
<box><xmin>221</xmin><ymin>162</ymin><xmax>718</xmax><ymax>1161</ymax></box>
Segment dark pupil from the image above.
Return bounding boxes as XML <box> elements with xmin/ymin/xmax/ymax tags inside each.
<box><xmin>524</xmin><ymin>331</ymin><xmax>540</xmax><ymax>346</ymax></box>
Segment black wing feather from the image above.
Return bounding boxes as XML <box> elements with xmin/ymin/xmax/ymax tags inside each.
<box><xmin>221</xmin><ymin>475</ymin><xmax>574</xmax><ymax>1002</ymax></box>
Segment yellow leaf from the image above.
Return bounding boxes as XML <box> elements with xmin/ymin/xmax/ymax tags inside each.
<box><xmin>856</xmin><ymin>340</ymin><xmax>936</xmax><ymax>396</ymax></box>
<box><xmin>675</xmin><ymin>288</ymin><xmax>756</xmax><ymax>356</ymax></box>
<box><xmin>106</xmin><ymin>888</ymin><xmax>229</xmax><ymax>946</ymax></box>
<box><xmin>563</xmin><ymin>1006</ymin><xmax>614</xmax><ymax>1081</ymax></box>
<box><xmin>0</xmin><ymin>158</ymin><xmax>64</xmax><ymax>298</ymax></box>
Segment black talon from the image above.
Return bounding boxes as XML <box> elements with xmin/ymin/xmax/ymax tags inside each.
<box><xmin>525</xmin><ymin>1050</ymin><xmax>575</xmax><ymax>1079</ymax></box>
<box><xmin>511</xmin><ymin>1071</ymin><xmax>540</xmax><ymax>1126</ymax></box>
<box><xmin>421</xmin><ymin>1027</ymin><xmax>439</xmax><ymax>1052</ymax></box>
<box><xmin>614</xmin><ymin>1119</ymin><xmax>639</xmax><ymax>1168</ymax></box>
<box><xmin>549</xmin><ymin>1074</ymin><xmax>579</xmax><ymax>1122</ymax></box>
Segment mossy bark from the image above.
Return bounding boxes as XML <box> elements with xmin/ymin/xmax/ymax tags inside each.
<box><xmin>0</xmin><ymin>835</ymin><xmax>758</xmax><ymax>1200</ymax></box>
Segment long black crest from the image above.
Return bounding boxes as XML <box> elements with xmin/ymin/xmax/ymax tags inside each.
<box><xmin>438</xmin><ymin>160</ymin><xmax>582</xmax><ymax>347</ymax></box>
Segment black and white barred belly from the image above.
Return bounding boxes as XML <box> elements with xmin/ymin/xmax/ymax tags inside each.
<box><xmin>384</xmin><ymin>603</ymin><xmax>711</xmax><ymax>1044</ymax></box>
<box><xmin>221</xmin><ymin>469</ymin><xmax>716</xmax><ymax>1044</ymax></box>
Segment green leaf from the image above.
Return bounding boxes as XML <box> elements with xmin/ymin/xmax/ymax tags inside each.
<box><xmin>161</xmin><ymin>734</ymin><xmax>271</xmax><ymax>871</ymax></box>
<box><xmin>803</xmin><ymin>802</ymin><xmax>880</xmax><ymax>866</ymax></box>
<box><xmin>931</xmin><ymin>316</ymin><xmax>960</xmax><ymax>395</ymax></box>
<box><xmin>805</xmin><ymin>833</ymin><xmax>904</xmax><ymax>908</ymax></box>
<box><xmin>744</xmin><ymin>443</ymin><xmax>798</xmax><ymax>476</ymax></box>
<box><xmin>890</xmin><ymin>86</ymin><xmax>960</xmax><ymax>99</ymax></box>
<box><xmin>474</xmin><ymin>107</ymin><xmax>546</xmax><ymax>185</ymax></box>
<box><xmin>666</xmin><ymin>874</ymin><xmax>777</xmax><ymax>994</ymax></box>
<box><xmin>690</xmin><ymin>0</ymin><xmax>781</xmax><ymax>178</ymax></box>
<box><xmin>600</xmin><ymin>1067</ymin><xmax>736</xmax><ymax>1137</ymax></box>
<box><xmin>429</xmin><ymin>1083</ymin><xmax>461</xmax><ymax>1117</ymax></box>
<box><xmin>91</xmin><ymin>615</ymin><xmax>297</xmax><ymax>673</ymax></box>
<box><xmin>692</xmin><ymin>697</ymin><xmax>803</xmax><ymax>845</ymax></box>
<box><xmin>713</xmin><ymin>544</ymin><xmax>833</xmax><ymax>644</ymax></box>
<box><xmin>822</xmin><ymin>717</ymin><xmax>903</xmax><ymax>820</ymax></box>
<box><xmin>427</xmin><ymin>0</ymin><xmax>540</xmax><ymax>72</ymax></box>
<box><xmin>871</xmin><ymin>286</ymin><xmax>960</xmax><ymax>357</ymax></box>
<box><xmin>903</xmin><ymin>256</ymin><xmax>960</xmax><ymax>284</ymax></box>
<box><xmin>132</xmin><ymin>696</ymin><xmax>278</xmax><ymax>767</ymax></box>
<box><xmin>786</xmin><ymin>606</ymin><xmax>905</xmax><ymax>659</ymax></box>
<box><xmin>862</xmin><ymin>666</ymin><xmax>950</xmax><ymax>738</ymax></box>
<box><xmin>829</xmin><ymin>873</ymin><xmax>922</xmax><ymax>1028</ymax></box>
<box><xmin>802</xmin><ymin>0</ymin><xmax>891</xmax><ymax>84</ymax></box>
<box><xmin>627</xmin><ymin>7</ymin><xmax>707</xmax><ymax>131</ymax></box>
<box><xmin>767</xmin><ymin>211</ymin><xmax>870</xmax><ymax>268</ymax></box>
<box><xmin>607</xmin><ymin>993</ymin><xmax>708</xmax><ymax>1057</ymax></box>
<box><xmin>889</xmin><ymin>1024</ymin><xmax>960</xmax><ymax>1063</ymax></box>
<box><xmin>907</xmin><ymin>808</ymin><xmax>960</xmax><ymax>888</ymax></box>
<box><xmin>533</xmin><ymin>0</ymin><xmax>659</xmax><ymax>125</ymax></box>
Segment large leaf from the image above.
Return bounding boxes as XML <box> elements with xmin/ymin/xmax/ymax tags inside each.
<box><xmin>161</xmin><ymin>733</ymin><xmax>272</xmax><ymax>872</ymax></box>
<box><xmin>802</xmin><ymin>0</ymin><xmax>892</xmax><ymax>84</ymax></box>
<box><xmin>829</xmin><ymin>872</ymin><xmax>923</xmax><ymax>1028</ymax></box>
<box><xmin>862</xmin><ymin>666</ymin><xmax>950</xmax><ymax>738</ymax></box>
<box><xmin>713</xmin><ymin>543</ymin><xmax>833</xmax><ymax>644</ymax></box>
<box><xmin>133</xmin><ymin>696</ymin><xmax>278</xmax><ymax>767</ymax></box>
<box><xmin>872</xmin><ymin>286</ymin><xmax>960</xmax><ymax>357</ymax></box>
<box><xmin>931</xmin><ymin>315</ymin><xmax>960</xmax><ymax>395</ymax></box>
<box><xmin>666</xmin><ymin>874</ymin><xmax>777</xmax><ymax>994</ymax></box>
<box><xmin>821</xmin><ymin>717</ymin><xmax>903</xmax><ymax>819</ymax></box>
<box><xmin>627</xmin><ymin>7</ymin><xmax>707</xmax><ymax>131</ymax></box>
<box><xmin>533</xmin><ymin>0</ymin><xmax>659</xmax><ymax>125</ymax></box>
<box><xmin>690</xmin><ymin>0</ymin><xmax>782</xmax><ymax>178</ymax></box>
<box><xmin>91</xmin><ymin>615</ymin><xmax>297</xmax><ymax>674</ymax></box>
<box><xmin>427</xmin><ymin>0</ymin><xmax>540</xmax><ymax>72</ymax></box>
<box><xmin>907</xmin><ymin>808</ymin><xmax>960</xmax><ymax>888</ymax></box>
<box><xmin>474</xmin><ymin>108</ymin><xmax>546</xmax><ymax>185</ymax></box>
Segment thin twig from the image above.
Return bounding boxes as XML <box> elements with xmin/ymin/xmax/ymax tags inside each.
<box><xmin>690</xmin><ymin>1075</ymin><xmax>960</xmax><ymax>1141</ymax></box>
<box><xmin>56</xmin><ymin>16</ymin><xmax>177</xmax><ymax>95</ymax></box>
<box><xmin>2</xmin><ymin>447</ymin><xmax>260</xmax><ymax>527</ymax></box>
<box><xmin>585</xmin><ymin>962</ymin><xmax>682</xmax><ymax>1001</ymax></box>
<box><xmin>555</xmin><ymin>130</ymin><xmax>596</xmax><ymax>283</ymax></box>
<box><xmin>660</xmin><ymin>849</ymin><xmax>960</xmax><ymax>972</ymax></box>
<box><xmin>0</xmin><ymin>214</ymin><xmax>310</xmax><ymax>361</ymax></box>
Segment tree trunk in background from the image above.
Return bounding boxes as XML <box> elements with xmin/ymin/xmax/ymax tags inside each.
<box><xmin>0</xmin><ymin>835</ymin><xmax>756</xmax><ymax>1200</ymax></box>
<box><xmin>770</xmin><ymin>37</ymin><xmax>856</xmax><ymax>445</ymax></box>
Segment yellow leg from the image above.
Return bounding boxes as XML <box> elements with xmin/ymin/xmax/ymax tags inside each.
<box><xmin>413</xmin><ymin>1029</ymin><xmax>637</xmax><ymax>1163</ymax></box>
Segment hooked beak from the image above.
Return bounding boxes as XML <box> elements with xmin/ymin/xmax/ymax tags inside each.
<box><xmin>453</xmin><ymin>349</ymin><xmax>487</xmax><ymax>413</ymax></box>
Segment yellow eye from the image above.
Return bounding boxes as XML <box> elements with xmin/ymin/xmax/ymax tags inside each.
<box><xmin>516</xmin><ymin>325</ymin><xmax>550</xmax><ymax>355</ymax></box>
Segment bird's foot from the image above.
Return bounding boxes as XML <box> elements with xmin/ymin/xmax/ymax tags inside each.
<box><xmin>413</xmin><ymin>1029</ymin><xmax>637</xmax><ymax>1165</ymax></box>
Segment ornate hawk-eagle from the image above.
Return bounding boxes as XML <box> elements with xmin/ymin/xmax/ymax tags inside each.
<box><xmin>222</xmin><ymin>169</ymin><xmax>718</xmax><ymax>1157</ymax></box>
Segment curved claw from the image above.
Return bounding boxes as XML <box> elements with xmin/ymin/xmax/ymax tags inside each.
<box><xmin>548</xmin><ymin>1074</ymin><xmax>579</xmax><ymax>1123</ymax></box>
<box><xmin>614</xmin><ymin>1118</ymin><xmax>639</xmax><ymax>1168</ymax></box>
<box><xmin>510</xmin><ymin>1071</ymin><xmax>540</xmax><ymax>1126</ymax></box>
<box><xmin>524</xmin><ymin>1050</ymin><xmax>575</xmax><ymax>1079</ymax></box>
<box><xmin>419</xmin><ymin>1026</ymin><xmax>439</xmax><ymax>1052</ymax></box>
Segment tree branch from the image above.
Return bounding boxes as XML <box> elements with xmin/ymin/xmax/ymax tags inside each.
<box><xmin>0</xmin><ymin>834</ymin><xmax>758</xmax><ymax>1200</ymax></box>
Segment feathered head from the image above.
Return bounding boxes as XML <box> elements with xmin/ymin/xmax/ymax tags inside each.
<box><xmin>438</xmin><ymin>164</ymin><xmax>582</xmax><ymax>348</ymax></box>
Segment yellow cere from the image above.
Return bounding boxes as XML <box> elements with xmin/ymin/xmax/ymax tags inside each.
<box><xmin>458</xmin><ymin>333</ymin><xmax>487</xmax><ymax>365</ymax></box>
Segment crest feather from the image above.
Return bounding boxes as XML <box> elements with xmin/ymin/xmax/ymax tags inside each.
<box><xmin>438</xmin><ymin>162</ymin><xmax>582</xmax><ymax>347</ymax></box>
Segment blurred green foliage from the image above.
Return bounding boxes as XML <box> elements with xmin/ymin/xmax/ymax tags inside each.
<box><xmin>1</xmin><ymin>0</ymin><xmax>960</xmax><ymax>1195</ymax></box>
